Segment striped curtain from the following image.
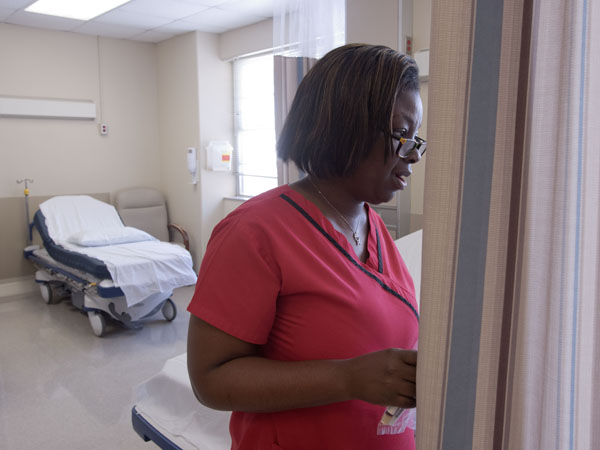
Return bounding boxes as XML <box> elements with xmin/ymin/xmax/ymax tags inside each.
<box><xmin>417</xmin><ymin>0</ymin><xmax>600</xmax><ymax>449</ymax></box>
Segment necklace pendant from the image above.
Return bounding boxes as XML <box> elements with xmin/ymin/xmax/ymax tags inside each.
<box><xmin>353</xmin><ymin>231</ymin><xmax>361</xmax><ymax>246</ymax></box>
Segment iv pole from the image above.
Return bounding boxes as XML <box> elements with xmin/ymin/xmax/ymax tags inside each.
<box><xmin>16</xmin><ymin>179</ymin><xmax>34</xmax><ymax>246</ymax></box>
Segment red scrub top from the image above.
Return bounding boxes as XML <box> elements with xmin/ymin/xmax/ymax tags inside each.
<box><xmin>188</xmin><ymin>185</ymin><xmax>419</xmax><ymax>450</ymax></box>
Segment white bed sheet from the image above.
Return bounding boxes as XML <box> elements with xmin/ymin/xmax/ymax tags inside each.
<box><xmin>134</xmin><ymin>353</ymin><xmax>231</xmax><ymax>450</ymax></box>
<box><xmin>40</xmin><ymin>195</ymin><xmax>197</xmax><ymax>306</ymax></box>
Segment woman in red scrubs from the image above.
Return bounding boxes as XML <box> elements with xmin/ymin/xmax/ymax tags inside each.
<box><xmin>187</xmin><ymin>43</ymin><xmax>425</xmax><ymax>450</ymax></box>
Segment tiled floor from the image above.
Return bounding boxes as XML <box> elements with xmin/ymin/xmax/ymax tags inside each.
<box><xmin>0</xmin><ymin>285</ymin><xmax>195</xmax><ymax>450</ymax></box>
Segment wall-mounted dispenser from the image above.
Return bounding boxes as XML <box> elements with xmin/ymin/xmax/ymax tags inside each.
<box><xmin>206</xmin><ymin>141</ymin><xmax>233</xmax><ymax>171</ymax></box>
<box><xmin>187</xmin><ymin>147</ymin><xmax>198</xmax><ymax>184</ymax></box>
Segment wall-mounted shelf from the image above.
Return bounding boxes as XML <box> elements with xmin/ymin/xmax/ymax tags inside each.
<box><xmin>0</xmin><ymin>96</ymin><xmax>96</xmax><ymax>119</ymax></box>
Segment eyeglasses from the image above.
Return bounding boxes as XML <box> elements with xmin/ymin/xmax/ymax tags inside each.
<box><xmin>390</xmin><ymin>134</ymin><xmax>427</xmax><ymax>159</ymax></box>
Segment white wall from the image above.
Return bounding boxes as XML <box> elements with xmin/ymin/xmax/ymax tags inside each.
<box><xmin>0</xmin><ymin>24</ymin><xmax>162</xmax><ymax>198</ymax></box>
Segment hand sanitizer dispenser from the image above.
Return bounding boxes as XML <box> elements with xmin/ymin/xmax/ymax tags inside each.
<box><xmin>187</xmin><ymin>147</ymin><xmax>198</xmax><ymax>184</ymax></box>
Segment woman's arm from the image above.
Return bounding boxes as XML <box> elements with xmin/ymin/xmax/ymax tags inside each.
<box><xmin>187</xmin><ymin>315</ymin><xmax>417</xmax><ymax>413</ymax></box>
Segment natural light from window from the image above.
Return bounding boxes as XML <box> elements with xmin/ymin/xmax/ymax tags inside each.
<box><xmin>234</xmin><ymin>54</ymin><xmax>278</xmax><ymax>197</ymax></box>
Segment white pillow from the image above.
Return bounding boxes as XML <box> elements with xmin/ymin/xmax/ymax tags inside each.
<box><xmin>67</xmin><ymin>227</ymin><xmax>157</xmax><ymax>247</ymax></box>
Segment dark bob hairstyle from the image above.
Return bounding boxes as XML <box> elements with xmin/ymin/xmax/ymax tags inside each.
<box><xmin>277</xmin><ymin>43</ymin><xmax>419</xmax><ymax>179</ymax></box>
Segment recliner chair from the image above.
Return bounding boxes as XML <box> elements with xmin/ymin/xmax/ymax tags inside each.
<box><xmin>114</xmin><ymin>187</ymin><xmax>190</xmax><ymax>251</ymax></box>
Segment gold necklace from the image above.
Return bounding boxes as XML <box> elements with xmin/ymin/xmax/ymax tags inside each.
<box><xmin>308</xmin><ymin>177</ymin><xmax>362</xmax><ymax>246</ymax></box>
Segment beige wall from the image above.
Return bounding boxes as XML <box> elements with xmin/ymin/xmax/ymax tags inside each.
<box><xmin>0</xmin><ymin>24</ymin><xmax>161</xmax><ymax>198</ymax></box>
<box><xmin>1</xmin><ymin>24</ymin><xmax>235</xmax><ymax>284</ymax></box>
<box><xmin>196</xmin><ymin>32</ymin><xmax>235</xmax><ymax>254</ymax></box>
<box><xmin>157</xmin><ymin>31</ymin><xmax>234</xmax><ymax>267</ymax></box>
<box><xmin>156</xmin><ymin>33</ymin><xmax>202</xmax><ymax>267</ymax></box>
<box><xmin>346</xmin><ymin>0</ymin><xmax>400</xmax><ymax>49</ymax></box>
<box><xmin>219</xmin><ymin>18</ymin><xmax>273</xmax><ymax>60</ymax></box>
<box><xmin>413</xmin><ymin>0</ymin><xmax>432</xmax><ymax>53</ymax></box>
<box><xmin>0</xmin><ymin>24</ymin><xmax>161</xmax><ymax>281</ymax></box>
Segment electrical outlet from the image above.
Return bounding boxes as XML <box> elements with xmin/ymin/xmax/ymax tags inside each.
<box><xmin>99</xmin><ymin>123</ymin><xmax>108</xmax><ymax>135</ymax></box>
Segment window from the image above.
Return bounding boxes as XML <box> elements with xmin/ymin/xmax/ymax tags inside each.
<box><xmin>233</xmin><ymin>54</ymin><xmax>278</xmax><ymax>197</ymax></box>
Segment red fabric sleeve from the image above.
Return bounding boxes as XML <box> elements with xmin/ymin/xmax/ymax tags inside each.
<box><xmin>187</xmin><ymin>214</ymin><xmax>281</xmax><ymax>345</ymax></box>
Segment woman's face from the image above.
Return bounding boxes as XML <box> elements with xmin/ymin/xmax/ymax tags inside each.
<box><xmin>346</xmin><ymin>90</ymin><xmax>424</xmax><ymax>204</ymax></box>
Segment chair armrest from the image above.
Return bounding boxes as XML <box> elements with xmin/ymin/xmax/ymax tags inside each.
<box><xmin>167</xmin><ymin>223</ymin><xmax>190</xmax><ymax>251</ymax></box>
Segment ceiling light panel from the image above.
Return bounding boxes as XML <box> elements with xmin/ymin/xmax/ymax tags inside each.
<box><xmin>26</xmin><ymin>0</ymin><xmax>131</xmax><ymax>21</ymax></box>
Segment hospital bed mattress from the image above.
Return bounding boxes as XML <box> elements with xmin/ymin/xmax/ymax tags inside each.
<box><xmin>132</xmin><ymin>353</ymin><xmax>232</xmax><ymax>450</ymax></box>
<box><xmin>34</xmin><ymin>209</ymin><xmax>113</xmax><ymax>280</ymax></box>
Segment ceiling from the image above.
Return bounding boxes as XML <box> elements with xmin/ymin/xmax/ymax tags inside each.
<box><xmin>0</xmin><ymin>0</ymin><xmax>274</xmax><ymax>43</ymax></box>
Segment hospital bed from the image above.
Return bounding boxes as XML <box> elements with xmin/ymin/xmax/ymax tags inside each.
<box><xmin>131</xmin><ymin>229</ymin><xmax>423</xmax><ymax>449</ymax></box>
<box><xmin>24</xmin><ymin>195</ymin><xmax>197</xmax><ymax>337</ymax></box>
<box><xmin>132</xmin><ymin>353</ymin><xmax>232</xmax><ymax>450</ymax></box>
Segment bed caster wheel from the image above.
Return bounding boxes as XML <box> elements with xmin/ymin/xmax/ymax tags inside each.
<box><xmin>40</xmin><ymin>283</ymin><xmax>60</xmax><ymax>304</ymax></box>
<box><xmin>40</xmin><ymin>283</ymin><xmax>52</xmax><ymax>304</ymax></box>
<box><xmin>39</xmin><ymin>282</ymin><xmax>68</xmax><ymax>304</ymax></box>
<box><xmin>162</xmin><ymin>299</ymin><xmax>177</xmax><ymax>321</ymax></box>
<box><xmin>88</xmin><ymin>311</ymin><xmax>106</xmax><ymax>337</ymax></box>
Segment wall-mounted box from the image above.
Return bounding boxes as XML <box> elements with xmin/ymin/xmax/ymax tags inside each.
<box><xmin>0</xmin><ymin>96</ymin><xmax>96</xmax><ymax>119</ymax></box>
<box><xmin>206</xmin><ymin>141</ymin><xmax>233</xmax><ymax>172</ymax></box>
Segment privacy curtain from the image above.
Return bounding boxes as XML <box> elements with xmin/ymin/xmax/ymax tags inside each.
<box><xmin>272</xmin><ymin>0</ymin><xmax>345</xmax><ymax>60</ymax></box>
<box><xmin>417</xmin><ymin>0</ymin><xmax>599</xmax><ymax>449</ymax></box>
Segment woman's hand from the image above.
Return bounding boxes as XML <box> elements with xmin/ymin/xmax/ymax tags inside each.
<box><xmin>343</xmin><ymin>348</ymin><xmax>417</xmax><ymax>408</ymax></box>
